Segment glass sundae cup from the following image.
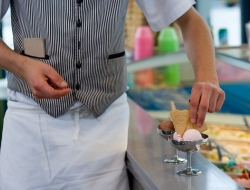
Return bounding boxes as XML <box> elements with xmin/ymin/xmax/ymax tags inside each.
<box><xmin>168</xmin><ymin>133</ymin><xmax>209</xmax><ymax>176</ymax></box>
<box><xmin>157</xmin><ymin>127</ymin><xmax>187</xmax><ymax>165</ymax></box>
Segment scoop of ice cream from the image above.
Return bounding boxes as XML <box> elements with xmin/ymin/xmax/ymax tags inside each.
<box><xmin>158</xmin><ymin>120</ymin><xmax>174</xmax><ymax>131</ymax></box>
<box><xmin>182</xmin><ymin>129</ymin><xmax>203</xmax><ymax>141</ymax></box>
<box><xmin>173</xmin><ymin>132</ymin><xmax>184</xmax><ymax>142</ymax></box>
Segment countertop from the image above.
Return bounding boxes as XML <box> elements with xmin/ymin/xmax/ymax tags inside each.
<box><xmin>126</xmin><ymin>99</ymin><xmax>245</xmax><ymax>190</ymax></box>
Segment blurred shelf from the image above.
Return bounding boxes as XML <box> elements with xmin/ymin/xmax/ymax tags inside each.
<box><xmin>216</xmin><ymin>45</ymin><xmax>250</xmax><ymax>71</ymax></box>
<box><xmin>127</xmin><ymin>51</ymin><xmax>190</xmax><ymax>73</ymax></box>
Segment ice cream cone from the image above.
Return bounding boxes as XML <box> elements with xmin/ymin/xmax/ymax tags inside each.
<box><xmin>170</xmin><ymin>109</ymin><xmax>208</xmax><ymax>136</ymax></box>
<box><xmin>169</xmin><ymin>100</ymin><xmax>208</xmax><ymax>137</ymax></box>
<box><xmin>170</xmin><ymin>110</ymin><xmax>189</xmax><ymax>136</ymax></box>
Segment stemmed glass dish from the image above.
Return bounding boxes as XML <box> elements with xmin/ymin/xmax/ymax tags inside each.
<box><xmin>168</xmin><ymin>133</ymin><xmax>209</xmax><ymax>176</ymax></box>
<box><xmin>157</xmin><ymin>127</ymin><xmax>187</xmax><ymax>165</ymax></box>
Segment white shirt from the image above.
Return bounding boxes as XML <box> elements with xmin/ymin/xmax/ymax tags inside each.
<box><xmin>135</xmin><ymin>0</ymin><xmax>195</xmax><ymax>31</ymax></box>
<box><xmin>1</xmin><ymin>0</ymin><xmax>195</xmax><ymax>31</ymax></box>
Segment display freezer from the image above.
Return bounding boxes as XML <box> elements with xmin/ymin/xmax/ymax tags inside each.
<box><xmin>126</xmin><ymin>46</ymin><xmax>250</xmax><ymax>189</ymax></box>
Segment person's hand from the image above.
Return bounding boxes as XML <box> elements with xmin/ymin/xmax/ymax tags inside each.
<box><xmin>19</xmin><ymin>57</ymin><xmax>71</xmax><ymax>99</ymax></box>
<box><xmin>189</xmin><ymin>81</ymin><xmax>225</xmax><ymax>127</ymax></box>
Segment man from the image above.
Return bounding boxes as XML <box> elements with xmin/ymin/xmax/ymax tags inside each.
<box><xmin>0</xmin><ymin>0</ymin><xmax>225</xmax><ymax>189</ymax></box>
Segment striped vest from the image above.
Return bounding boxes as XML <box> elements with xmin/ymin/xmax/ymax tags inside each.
<box><xmin>8</xmin><ymin>0</ymin><xmax>129</xmax><ymax>118</ymax></box>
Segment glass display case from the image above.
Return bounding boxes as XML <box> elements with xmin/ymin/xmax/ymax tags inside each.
<box><xmin>126</xmin><ymin>46</ymin><xmax>250</xmax><ymax>189</ymax></box>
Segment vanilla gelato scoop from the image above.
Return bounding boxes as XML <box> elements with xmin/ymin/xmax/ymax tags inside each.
<box><xmin>173</xmin><ymin>129</ymin><xmax>203</xmax><ymax>150</ymax></box>
<box><xmin>173</xmin><ymin>129</ymin><xmax>203</xmax><ymax>142</ymax></box>
<box><xmin>183</xmin><ymin>129</ymin><xmax>203</xmax><ymax>141</ymax></box>
<box><xmin>173</xmin><ymin>132</ymin><xmax>183</xmax><ymax>141</ymax></box>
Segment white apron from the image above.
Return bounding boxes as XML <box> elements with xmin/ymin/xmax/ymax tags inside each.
<box><xmin>0</xmin><ymin>90</ymin><xmax>130</xmax><ymax>190</ymax></box>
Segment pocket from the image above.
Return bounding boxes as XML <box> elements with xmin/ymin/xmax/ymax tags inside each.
<box><xmin>22</xmin><ymin>38</ymin><xmax>49</xmax><ymax>60</ymax></box>
<box><xmin>108</xmin><ymin>51</ymin><xmax>125</xmax><ymax>60</ymax></box>
<box><xmin>106</xmin><ymin>54</ymin><xmax>126</xmax><ymax>76</ymax></box>
<box><xmin>21</xmin><ymin>50</ymin><xmax>50</xmax><ymax>60</ymax></box>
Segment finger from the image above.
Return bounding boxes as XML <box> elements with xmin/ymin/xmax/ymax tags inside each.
<box><xmin>208</xmin><ymin>90</ymin><xmax>219</xmax><ymax>113</ymax></box>
<box><xmin>215</xmin><ymin>90</ymin><xmax>225</xmax><ymax>111</ymax></box>
<box><xmin>46</xmin><ymin>69</ymin><xmax>68</xmax><ymax>89</ymax></box>
<box><xmin>53</xmin><ymin>88</ymin><xmax>71</xmax><ymax>99</ymax></box>
<box><xmin>36</xmin><ymin>88</ymin><xmax>71</xmax><ymax>99</ymax></box>
<box><xmin>196</xmin><ymin>92</ymin><xmax>210</xmax><ymax>127</ymax></box>
<box><xmin>33</xmin><ymin>80</ymin><xmax>71</xmax><ymax>99</ymax></box>
<box><xmin>189</xmin><ymin>84</ymin><xmax>202</xmax><ymax>124</ymax></box>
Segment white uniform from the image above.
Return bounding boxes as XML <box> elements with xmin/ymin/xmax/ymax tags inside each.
<box><xmin>1</xmin><ymin>91</ymin><xmax>130</xmax><ymax>190</ymax></box>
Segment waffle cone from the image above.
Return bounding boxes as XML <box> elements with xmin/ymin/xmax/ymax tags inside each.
<box><xmin>170</xmin><ymin>110</ymin><xmax>208</xmax><ymax>136</ymax></box>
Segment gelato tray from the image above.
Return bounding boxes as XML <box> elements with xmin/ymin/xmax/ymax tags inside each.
<box><xmin>204</xmin><ymin>123</ymin><xmax>250</xmax><ymax>142</ymax></box>
<box><xmin>237</xmin><ymin>154</ymin><xmax>250</xmax><ymax>163</ymax></box>
<box><xmin>214</xmin><ymin>140</ymin><xmax>250</xmax><ymax>155</ymax></box>
<box><xmin>199</xmin><ymin>146</ymin><xmax>230</xmax><ymax>164</ymax></box>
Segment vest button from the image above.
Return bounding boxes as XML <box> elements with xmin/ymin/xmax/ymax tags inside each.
<box><xmin>77</xmin><ymin>0</ymin><xmax>83</xmax><ymax>4</ymax></box>
<box><xmin>76</xmin><ymin>20</ymin><xmax>82</xmax><ymax>27</ymax></box>
<box><xmin>76</xmin><ymin>61</ymin><xmax>81</xmax><ymax>69</ymax></box>
<box><xmin>76</xmin><ymin>83</ymin><xmax>80</xmax><ymax>90</ymax></box>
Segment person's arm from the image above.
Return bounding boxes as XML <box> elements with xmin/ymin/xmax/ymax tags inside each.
<box><xmin>0</xmin><ymin>38</ymin><xmax>71</xmax><ymax>99</ymax></box>
<box><xmin>175</xmin><ymin>7</ymin><xmax>225</xmax><ymax>127</ymax></box>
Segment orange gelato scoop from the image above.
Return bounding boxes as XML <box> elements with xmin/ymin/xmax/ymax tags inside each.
<box><xmin>158</xmin><ymin>120</ymin><xmax>174</xmax><ymax>131</ymax></box>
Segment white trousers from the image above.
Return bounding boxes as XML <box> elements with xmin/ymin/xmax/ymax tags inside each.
<box><xmin>0</xmin><ymin>90</ymin><xmax>130</xmax><ymax>190</ymax></box>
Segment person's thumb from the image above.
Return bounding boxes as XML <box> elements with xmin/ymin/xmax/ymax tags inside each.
<box><xmin>59</xmin><ymin>81</ymin><xmax>68</xmax><ymax>88</ymax></box>
<box><xmin>47</xmin><ymin>70</ymin><xmax>69</xmax><ymax>89</ymax></box>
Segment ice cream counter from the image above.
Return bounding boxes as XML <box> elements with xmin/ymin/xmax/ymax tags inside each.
<box><xmin>125</xmin><ymin>46</ymin><xmax>250</xmax><ymax>189</ymax></box>
<box><xmin>126</xmin><ymin>99</ymin><xmax>244</xmax><ymax>190</ymax></box>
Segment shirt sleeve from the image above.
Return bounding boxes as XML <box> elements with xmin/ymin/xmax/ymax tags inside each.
<box><xmin>135</xmin><ymin>0</ymin><xmax>196</xmax><ymax>31</ymax></box>
<box><xmin>0</xmin><ymin>0</ymin><xmax>10</xmax><ymax>21</ymax></box>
